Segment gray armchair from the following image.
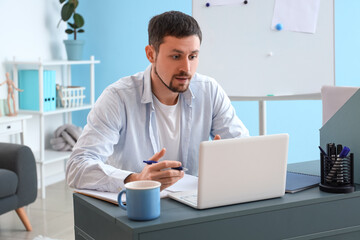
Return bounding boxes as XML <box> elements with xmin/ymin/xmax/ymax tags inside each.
<box><xmin>0</xmin><ymin>143</ymin><xmax>37</xmax><ymax>231</ymax></box>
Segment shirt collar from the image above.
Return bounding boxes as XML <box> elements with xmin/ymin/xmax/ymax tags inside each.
<box><xmin>141</xmin><ymin>65</ymin><xmax>153</xmax><ymax>104</ymax></box>
<box><xmin>141</xmin><ymin>64</ymin><xmax>195</xmax><ymax>105</ymax></box>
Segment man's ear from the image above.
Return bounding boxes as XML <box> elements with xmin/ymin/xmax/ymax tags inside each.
<box><xmin>145</xmin><ymin>45</ymin><xmax>156</xmax><ymax>63</ymax></box>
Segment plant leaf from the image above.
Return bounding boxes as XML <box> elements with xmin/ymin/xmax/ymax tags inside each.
<box><xmin>59</xmin><ymin>0</ymin><xmax>66</xmax><ymax>4</ymax></box>
<box><xmin>71</xmin><ymin>0</ymin><xmax>79</xmax><ymax>9</ymax></box>
<box><xmin>68</xmin><ymin>22</ymin><xmax>76</xmax><ymax>29</ymax></box>
<box><xmin>73</xmin><ymin>13</ymin><xmax>84</xmax><ymax>28</ymax></box>
<box><xmin>65</xmin><ymin>29</ymin><xmax>74</xmax><ymax>34</ymax></box>
<box><xmin>61</xmin><ymin>2</ymin><xmax>74</xmax><ymax>21</ymax></box>
<box><xmin>77</xmin><ymin>29</ymin><xmax>85</xmax><ymax>33</ymax></box>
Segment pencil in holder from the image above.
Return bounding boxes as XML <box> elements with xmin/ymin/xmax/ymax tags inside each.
<box><xmin>319</xmin><ymin>153</ymin><xmax>355</xmax><ymax>193</ymax></box>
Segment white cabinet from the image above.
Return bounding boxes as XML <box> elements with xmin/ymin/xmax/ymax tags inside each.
<box><xmin>0</xmin><ymin>114</ymin><xmax>32</xmax><ymax>144</ymax></box>
<box><xmin>10</xmin><ymin>56</ymin><xmax>100</xmax><ymax>198</ymax></box>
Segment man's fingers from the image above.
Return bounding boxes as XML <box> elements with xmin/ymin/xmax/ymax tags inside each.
<box><xmin>149</xmin><ymin>148</ymin><xmax>166</xmax><ymax>161</ymax></box>
<box><xmin>136</xmin><ymin>150</ymin><xmax>185</xmax><ymax>192</ymax></box>
<box><xmin>214</xmin><ymin>134</ymin><xmax>221</xmax><ymax>140</ymax></box>
<box><xmin>158</xmin><ymin>173</ymin><xmax>184</xmax><ymax>191</ymax></box>
<box><xmin>150</xmin><ymin>160</ymin><xmax>181</xmax><ymax>171</ymax></box>
<box><xmin>150</xmin><ymin>168</ymin><xmax>184</xmax><ymax>183</ymax></box>
<box><xmin>150</xmin><ymin>168</ymin><xmax>183</xmax><ymax>179</ymax></box>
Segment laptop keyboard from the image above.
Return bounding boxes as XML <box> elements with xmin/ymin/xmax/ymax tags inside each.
<box><xmin>179</xmin><ymin>193</ymin><xmax>198</xmax><ymax>205</ymax></box>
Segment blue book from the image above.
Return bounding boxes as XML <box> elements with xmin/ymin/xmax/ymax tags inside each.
<box><xmin>18</xmin><ymin>70</ymin><xmax>56</xmax><ymax>112</ymax></box>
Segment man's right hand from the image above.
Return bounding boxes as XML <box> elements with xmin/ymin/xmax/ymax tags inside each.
<box><xmin>124</xmin><ymin>148</ymin><xmax>184</xmax><ymax>191</ymax></box>
<box><xmin>214</xmin><ymin>134</ymin><xmax>221</xmax><ymax>140</ymax></box>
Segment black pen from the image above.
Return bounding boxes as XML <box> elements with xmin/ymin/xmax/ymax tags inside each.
<box><xmin>318</xmin><ymin>146</ymin><xmax>328</xmax><ymax>157</ymax></box>
<box><xmin>329</xmin><ymin>143</ymin><xmax>336</xmax><ymax>162</ymax></box>
<box><xmin>336</xmin><ymin>144</ymin><xmax>343</xmax><ymax>156</ymax></box>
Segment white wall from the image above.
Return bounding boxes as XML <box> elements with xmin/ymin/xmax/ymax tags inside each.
<box><xmin>0</xmin><ymin>0</ymin><xmax>69</xmax><ymax>186</ymax></box>
<box><xmin>0</xmin><ymin>0</ymin><xmax>67</xmax><ymax>98</ymax></box>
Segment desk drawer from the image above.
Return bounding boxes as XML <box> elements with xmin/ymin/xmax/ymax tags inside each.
<box><xmin>0</xmin><ymin>121</ymin><xmax>22</xmax><ymax>134</ymax></box>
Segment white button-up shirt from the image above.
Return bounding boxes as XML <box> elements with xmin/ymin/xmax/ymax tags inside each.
<box><xmin>66</xmin><ymin>65</ymin><xmax>249</xmax><ymax>192</ymax></box>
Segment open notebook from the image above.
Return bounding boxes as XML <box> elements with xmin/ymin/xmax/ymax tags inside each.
<box><xmin>75</xmin><ymin>173</ymin><xmax>198</xmax><ymax>205</ymax></box>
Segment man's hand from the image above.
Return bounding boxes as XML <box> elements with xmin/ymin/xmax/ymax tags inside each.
<box><xmin>124</xmin><ymin>148</ymin><xmax>184</xmax><ymax>191</ymax></box>
<box><xmin>214</xmin><ymin>134</ymin><xmax>221</xmax><ymax>140</ymax></box>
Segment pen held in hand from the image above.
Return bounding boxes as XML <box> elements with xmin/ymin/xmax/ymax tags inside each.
<box><xmin>161</xmin><ymin>167</ymin><xmax>188</xmax><ymax>172</ymax></box>
<box><xmin>143</xmin><ymin>160</ymin><xmax>188</xmax><ymax>172</ymax></box>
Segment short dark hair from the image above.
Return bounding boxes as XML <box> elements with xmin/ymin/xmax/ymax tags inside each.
<box><xmin>148</xmin><ymin>11</ymin><xmax>202</xmax><ymax>53</ymax></box>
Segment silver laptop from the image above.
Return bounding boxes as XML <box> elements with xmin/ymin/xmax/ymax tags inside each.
<box><xmin>168</xmin><ymin>134</ymin><xmax>289</xmax><ymax>209</ymax></box>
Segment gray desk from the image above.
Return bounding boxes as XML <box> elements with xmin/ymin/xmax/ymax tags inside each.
<box><xmin>73</xmin><ymin>161</ymin><xmax>360</xmax><ymax>240</ymax></box>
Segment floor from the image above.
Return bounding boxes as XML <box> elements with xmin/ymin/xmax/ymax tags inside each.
<box><xmin>0</xmin><ymin>181</ymin><xmax>74</xmax><ymax>240</ymax></box>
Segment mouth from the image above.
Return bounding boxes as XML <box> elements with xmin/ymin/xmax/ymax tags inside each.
<box><xmin>175</xmin><ymin>77</ymin><xmax>189</xmax><ymax>81</ymax></box>
<box><xmin>174</xmin><ymin>74</ymin><xmax>191</xmax><ymax>82</ymax></box>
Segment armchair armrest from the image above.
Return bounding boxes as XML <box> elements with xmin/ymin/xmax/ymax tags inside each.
<box><xmin>0</xmin><ymin>143</ymin><xmax>37</xmax><ymax>207</ymax></box>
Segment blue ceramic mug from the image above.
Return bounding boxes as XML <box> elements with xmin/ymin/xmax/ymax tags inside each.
<box><xmin>118</xmin><ymin>180</ymin><xmax>161</xmax><ymax>221</ymax></box>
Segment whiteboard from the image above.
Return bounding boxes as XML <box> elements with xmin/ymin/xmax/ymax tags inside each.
<box><xmin>192</xmin><ymin>0</ymin><xmax>334</xmax><ymax>97</ymax></box>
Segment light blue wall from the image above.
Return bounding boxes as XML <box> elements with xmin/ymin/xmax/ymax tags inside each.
<box><xmin>233</xmin><ymin>100</ymin><xmax>322</xmax><ymax>163</ymax></box>
<box><xmin>335</xmin><ymin>0</ymin><xmax>360</xmax><ymax>86</ymax></box>
<box><xmin>72</xmin><ymin>0</ymin><xmax>360</xmax><ymax>164</ymax></box>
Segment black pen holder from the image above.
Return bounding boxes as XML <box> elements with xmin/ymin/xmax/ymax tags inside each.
<box><xmin>319</xmin><ymin>153</ymin><xmax>355</xmax><ymax>193</ymax></box>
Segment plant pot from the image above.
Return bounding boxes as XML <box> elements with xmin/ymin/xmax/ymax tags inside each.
<box><xmin>63</xmin><ymin>40</ymin><xmax>85</xmax><ymax>60</ymax></box>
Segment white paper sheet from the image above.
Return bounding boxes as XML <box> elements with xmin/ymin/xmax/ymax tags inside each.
<box><xmin>321</xmin><ymin>86</ymin><xmax>359</xmax><ymax>126</ymax></box>
<box><xmin>207</xmin><ymin>0</ymin><xmax>243</xmax><ymax>6</ymax></box>
<box><xmin>166</xmin><ymin>174</ymin><xmax>198</xmax><ymax>192</ymax></box>
<box><xmin>272</xmin><ymin>0</ymin><xmax>321</xmax><ymax>34</ymax></box>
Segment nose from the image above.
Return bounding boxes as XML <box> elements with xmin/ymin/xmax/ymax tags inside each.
<box><xmin>179</xmin><ymin>58</ymin><xmax>191</xmax><ymax>73</ymax></box>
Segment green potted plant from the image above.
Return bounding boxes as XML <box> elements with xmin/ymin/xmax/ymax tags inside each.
<box><xmin>59</xmin><ymin>0</ymin><xmax>85</xmax><ymax>60</ymax></box>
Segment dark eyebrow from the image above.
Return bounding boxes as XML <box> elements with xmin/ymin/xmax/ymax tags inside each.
<box><xmin>171</xmin><ymin>49</ymin><xmax>199</xmax><ymax>54</ymax></box>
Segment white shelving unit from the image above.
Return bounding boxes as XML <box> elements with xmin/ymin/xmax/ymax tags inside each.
<box><xmin>10</xmin><ymin>56</ymin><xmax>100</xmax><ymax>198</ymax></box>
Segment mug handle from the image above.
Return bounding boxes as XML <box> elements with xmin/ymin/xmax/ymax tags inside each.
<box><xmin>118</xmin><ymin>190</ymin><xmax>127</xmax><ymax>210</ymax></box>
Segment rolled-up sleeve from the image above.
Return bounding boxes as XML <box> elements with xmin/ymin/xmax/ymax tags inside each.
<box><xmin>210</xmin><ymin>79</ymin><xmax>249</xmax><ymax>139</ymax></box>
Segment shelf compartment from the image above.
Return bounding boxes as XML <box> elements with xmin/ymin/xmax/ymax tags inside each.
<box><xmin>35</xmin><ymin>149</ymin><xmax>71</xmax><ymax>165</ymax></box>
<box><xmin>11</xmin><ymin>59</ymin><xmax>100</xmax><ymax>66</ymax></box>
<box><xmin>19</xmin><ymin>104</ymin><xmax>92</xmax><ymax>115</ymax></box>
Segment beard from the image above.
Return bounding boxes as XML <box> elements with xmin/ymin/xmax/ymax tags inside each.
<box><xmin>154</xmin><ymin>65</ymin><xmax>191</xmax><ymax>93</ymax></box>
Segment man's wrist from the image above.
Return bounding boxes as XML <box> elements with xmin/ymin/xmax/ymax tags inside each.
<box><xmin>124</xmin><ymin>173</ymin><xmax>137</xmax><ymax>184</ymax></box>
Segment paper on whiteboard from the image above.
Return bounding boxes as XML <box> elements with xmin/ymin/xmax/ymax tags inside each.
<box><xmin>272</xmin><ymin>0</ymin><xmax>321</xmax><ymax>34</ymax></box>
<box><xmin>208</xmin><ymin>0</ymin><xmax>243</xmax><ymax>6</ymax></box>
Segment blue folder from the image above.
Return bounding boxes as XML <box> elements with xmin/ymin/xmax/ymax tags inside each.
<box><xmin>18</xmin><ymin>70</ymin><xmax>56</xmax><ymax>112</ymax></box>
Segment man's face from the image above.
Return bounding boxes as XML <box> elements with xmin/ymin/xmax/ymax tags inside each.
<box><xmin>151</xmin><ymin>35</ymin><xmax>200</xmax><ymax>93</ymax></box>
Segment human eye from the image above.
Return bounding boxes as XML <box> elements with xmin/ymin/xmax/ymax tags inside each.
<box><xmin>189</xmin><ymin>54</ymin><xmax>198</xmax><ymax>60</ymax></box>
<box><xmin>171</xmin><ymin>55</ymin><xmax>180</xmax><ymax>60</ymax></box>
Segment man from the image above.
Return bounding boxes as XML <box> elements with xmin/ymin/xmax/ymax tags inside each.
<box><xmin>66</xmin><ymin>11</ymin><xmax>249</xmax><ymax>192</ymax></box>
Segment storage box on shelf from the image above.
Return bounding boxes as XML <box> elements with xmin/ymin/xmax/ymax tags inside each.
<box><xmin>57</xmin><ymin>85</ymin><xmax>85</xmax><ymax>108</ymax></box>
<box><xmin>9</xmin><ymin>56</ymin><xmax>100</xmax><ymax>198</ymax></box>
